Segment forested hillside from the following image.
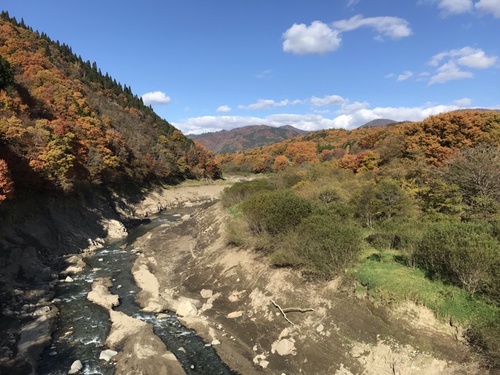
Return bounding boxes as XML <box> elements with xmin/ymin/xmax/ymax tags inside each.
<box><xmin>217</xmin><ymin>110</ymin><xmax>500</xmax><ymax>174</ymax></box>
<box><xmin>188</xmin><ymin>124</ymin><xmax>307</xmax><ymax>154</ymax></box>
<box><xmin>0</xmin><ymin>12</ymin><xmax>220</xmax><ymax>203</ymax></box>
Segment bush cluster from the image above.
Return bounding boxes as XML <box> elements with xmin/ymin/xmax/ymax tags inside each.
<box><xmin>414</xmin><ymin>221</ymin><xmax>500</xmax><ymax>297</ymax></box>
<box><xmin>222</xmin><ymin>150</ymin><xmax>500</xmax><ymax>367</ymax></box>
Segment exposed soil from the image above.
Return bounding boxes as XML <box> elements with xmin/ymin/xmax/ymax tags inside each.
<box><xmin>130</xmin><ymin>182</ymin><xmax>489</xmax><ymax>375</ymax></box>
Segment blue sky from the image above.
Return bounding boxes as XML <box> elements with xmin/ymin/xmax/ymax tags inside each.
<box><xmin>2</xmin><ymin>0</ymin><xmax>499</xmax><ymax>134</ymax></box>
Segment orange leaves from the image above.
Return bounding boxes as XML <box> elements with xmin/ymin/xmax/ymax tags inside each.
<box><xmin>0</xmin><ymin>159</ymin><xmax>14</xmax><ymax>202</ymax></box>
<box><xmin>273</xmin><ymin>155</ymin><xmax>290</xmax><ymax>171</ymax></box>
<box><xmin>402</xmin><ymin>111</ymin><xmax>498</xmax><ymax>166</ymax></box>
<box><xmin>284</xmin><ymin>141</ymin><xmax>318</xmax><ymax>165</ymax></box>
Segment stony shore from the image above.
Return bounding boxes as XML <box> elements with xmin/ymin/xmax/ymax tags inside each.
<box><xmin>127</xmin><ymin>181</ymin><xmax>486</xmax><ymax>375</ymax></box>
<box><xmin>0</xmin><ymin>177</ymin><xmax>490</xmax><ymax>374</ymax></box>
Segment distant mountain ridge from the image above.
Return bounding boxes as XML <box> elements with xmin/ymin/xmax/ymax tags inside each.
<box><xmin>358</xmin><ymin>119</ymin><xmax>398</xmax><ymax>128</ymax></box>
<box><xmin>188</xmin><ymin>124</ymin><xmax>308</xmax><ymax>154</ymax></box>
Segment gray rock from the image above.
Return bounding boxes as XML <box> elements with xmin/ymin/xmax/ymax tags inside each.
<box><xmin>68</xmin><ymin>359</ymin><xmax>83</xmax><ymax>374</ymax></box>
<box><xmin>32</xmin><ymin>306</ymin><xmax>51</xmax><ymax>317</ymax></box>
<box><xmin>99</xmin><ymin>349</ymin><xmax>118</xmax><ymax>362</ymax></box>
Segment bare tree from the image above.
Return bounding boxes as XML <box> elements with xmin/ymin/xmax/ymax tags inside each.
<box><xmin>445</xmin><ymin>145</ymin><xmax>500</xmax><ymax>203</ymax></box>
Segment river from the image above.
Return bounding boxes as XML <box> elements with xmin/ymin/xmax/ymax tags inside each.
<box><xmin>37</xmin><ymin>212</ymin><xmax>236</xmax><ymax>375</ymax></box>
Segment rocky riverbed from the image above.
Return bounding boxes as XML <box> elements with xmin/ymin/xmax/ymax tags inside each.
<box><xmin>127</xmin><ymin>183</ymin><xmax>487</xmax><ymax>375</ymax></box>
<box><xmin>0</xmin><ymin>178</ymin><xmax>492</xmax><ymax>374</ymax></box>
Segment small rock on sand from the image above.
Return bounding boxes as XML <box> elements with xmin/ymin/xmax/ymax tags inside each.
<box><xmin>227</xmin><ymin>311</ymin><xmax>243</xmax><ymax>319</ymax></box>
<box><xmin>200</xmin><ymin>289</ymin><xmax>213</xmax><ymax>299</ymax></box>
<box><xmin>271</xmin><ymin>338</ymin><xmax>296</xmax><ymax>356</ymax></box>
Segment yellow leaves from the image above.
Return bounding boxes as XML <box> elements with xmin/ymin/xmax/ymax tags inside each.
<box><xmin>0</xmin><ymin>115</ymin><xmax>26</xmax><ymax>140</ymax></box>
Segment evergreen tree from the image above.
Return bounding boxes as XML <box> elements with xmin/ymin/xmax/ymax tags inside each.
<box><xmin>0</xmin><ymin>55</ymin><xmax>14</xmax><ymax>89</ymax></box>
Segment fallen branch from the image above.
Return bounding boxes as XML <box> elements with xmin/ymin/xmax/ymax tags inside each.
<box><xmin>271</xmin><ymin>300</ymin><xmax>296</xmax><ymax>327</ymax></box>
<box><xmin>282</xmin><ymin>307</ymin><xmax>314</xmax><ymax>314</ymax></box>
<box><xmin>271</xmin><ymin>300</ymin><xmax>315</xmax><ymax>328</ymax></box>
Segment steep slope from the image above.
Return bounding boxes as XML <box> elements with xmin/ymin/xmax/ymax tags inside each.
<box><xmin>188</xmin><ymin>124</ymin><xmax>307</xmax><ymax>154</ymax></box>
<box><xmin>0</xmin><ymin>12</ymin><xmax>219</xmax><ymax>202</ymax></box>
<box><xmin>0</xmin><ymin>14</ymin><xmax>221</xmax><ymax>374</ymax></box>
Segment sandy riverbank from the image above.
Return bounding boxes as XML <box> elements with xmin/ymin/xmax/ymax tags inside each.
<box><xmin>130</xmin><ymin>180</ymin><xmax>487</xmax><ymax>375</ymax></box>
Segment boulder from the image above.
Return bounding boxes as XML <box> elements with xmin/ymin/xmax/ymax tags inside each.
<box><xmin>99</xmin><ymin>349</ymin><xmax>118</xmax><ymax>362</ymax></box>
<box><xmin>68</xmin><ymin>359</ymin><xmax>83</xmax><ymax>374</ymax></box>
<box><xmin>176</xmin><ymin>301</ymin><xmax>198</xmax><ymax>317</ymax></box>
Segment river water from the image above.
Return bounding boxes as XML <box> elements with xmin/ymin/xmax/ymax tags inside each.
<box><xmin>38</xmin><ymin>214</ymin><xmax>237</xmax><ymax>375</ymax></box>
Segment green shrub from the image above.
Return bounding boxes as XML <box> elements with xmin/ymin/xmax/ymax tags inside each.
<box><xmin>221</xmin><ymin>178</ymin><xmax>274</xmax><ymax>207</ymax></box>
<box><xmin>295</xmin><ymin>215</ymin><xmax>362</xmax><ymax>278</ymax></box>
<box><xmin>414</xmin><ymin>221</ymin><xmax>500</xmax><ymax>294</ymax></box>
<box><xmin>241</xmin><ymin>190</ymin><xmax>312</xmax><ymax>235</ymax></box>
<box><xmin>467</xmin><ymin>314</ymin><xmax>500</xmax><ymax>369</ymax></box>
<box><xmin>272</xmin><ymin>168</ymin><xmax>308</xmax><ymax>189</ymax></box>
<box><xmin>312</xmin><ymin>201</ymin><xmax>354</xmax><ymax>223</ymax></box>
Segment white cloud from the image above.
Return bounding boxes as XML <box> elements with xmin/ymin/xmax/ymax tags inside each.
<box><xmin>429</xmin><ymin>61</ymin><xmax>474</xmax><ymax>84</ymax></box>
<box><xmin>175</xmin><ymin>102</ymin><xmax>467</xmax><ymax>134</ymax></box>
<box><xmin>436</xmin><ymin>0</ymin><xmax>474</xmax><ymax>15</ymax></box>
<box><xmin>475</xmin><ymin>0</ymin><xmax>500</xmax><ymax>17</ymax></box>
<box><xmin>428</xmin><ymin>46</ymin><xmax>497</xmax><ymax>84</ymax></box>
<box><xmin>256</xmin><ymin>69</ymin><xmax>273</xmax><ymax>79</ymax></box>
<box><xmin>347</xmin><ymin>0</ymin><xmax>361</xmax><ymax>7</ymax></box>
<box><xmin>457</xmin><ymin>49</ymin><xmax>498</xmax><ymax>68</ymax></box>
<box><xmin>430</xmin><ymin>46</ymin><xmax>497</xmax><ymax>68</ymax></box>
<box><xmin>141</xmin><ymin>91</ymin><xmax>171</xmax><ymax>105</ymax></box>
<box><xmin>238</xmin><ymin>99</ymin><xmax>303</xmax><ymax>110</ymax></box>
<box><xmin>338</xmin><ymin>101</ymin><xmax>370</xmax><ymax>114</ymax></box>
<box><xmin>425</xmin><ymin>0</ymin><xmax>500</xmax><ymax>17</ymax></box>
<box><xmin>283</xmin><ymin>21</ymin><xmax>342</xmax><ymax>55</ymax></box>
<box><xmin>310</xmin><ymin>95</ymin><xmax>347</xmax><ymax>107</ymax></box>
<box><xmin>283</xmin><ymin>15</ymin><xmax>411</xmax><ymax>55</ymax></box>
<box><xmin>397</xmin><ymin>71</ymin><xmax>414</xmax><ymax>81</ymax></box>
<box><xmin>453</xmin><ymin>97</ymin><xmax>473</xmax><ymax>106</ymax></box>
<box><xmin>332</xmin><ymin>15</ymin><xmax>412</xmax><ymax>39</ymax></box>
<box><xmin>216</xmin><ymin>105</ymin><xmax>231</xmax><ymax>113</ymax></box>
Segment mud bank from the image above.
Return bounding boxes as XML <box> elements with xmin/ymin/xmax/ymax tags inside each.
<box><xmin>130</xmin><ymin>185</ymin><xmax>488</xmax><ymax>375</ymax></box>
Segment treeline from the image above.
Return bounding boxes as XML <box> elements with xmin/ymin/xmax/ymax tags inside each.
<box><xmin>0</xmin><ymin>13</ymin><xmax>220</xmax><ymax>202</ymax></box>
<box><xmin>221</xmin><ymin>143</ymin><xmax>500</xmax><ymax>367</ymax></box>
<box><xmin>217</xmin><ymin>110</ymin><xmax>500</xmax><ymax>174</ymax></box>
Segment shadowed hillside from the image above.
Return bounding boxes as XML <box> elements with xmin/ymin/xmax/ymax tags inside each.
<box><xmin>0</xmin><ymin>12</ymin><xmax>220</xmax><ymax>203</ymax></box>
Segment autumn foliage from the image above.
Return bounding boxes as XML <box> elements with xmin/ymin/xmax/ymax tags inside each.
<box><xmin>218</xmin><ymin>110</ymin><xmax>500</xmax><ymax>175</ymax></box>
<box><xmin>0</xmin><ymin>13</ymin><xmax>220</xmax><ymax>202</ymax></box>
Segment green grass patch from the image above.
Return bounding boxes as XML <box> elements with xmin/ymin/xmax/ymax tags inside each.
<box><xmin>355</xmin><ymin>252</ymin><xmax>498</xmax><ymax>324</ymax></box>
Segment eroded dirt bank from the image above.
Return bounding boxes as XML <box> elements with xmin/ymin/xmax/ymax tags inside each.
<box><xmin>131</xmin><ymin>185</ymin><xmax>487</xmax><ymax>375</ymax></box>
<box><xmin>0</xmin><ymin>180</ymin><xmax>233</xmax><ymax>374</ymax></box>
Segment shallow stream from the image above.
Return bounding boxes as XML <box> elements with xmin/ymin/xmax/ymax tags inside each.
<box><xmin>38</xmin><ymin>213</ymin><xmax>236</xmax><ymax>375</ymax></box>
